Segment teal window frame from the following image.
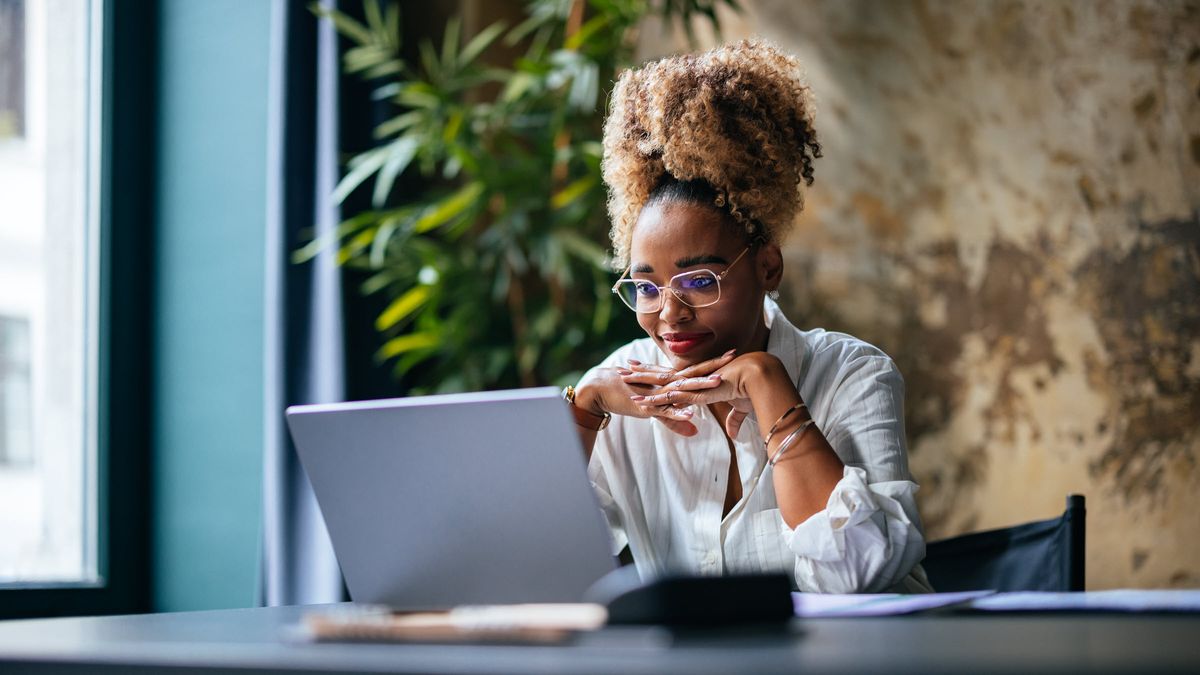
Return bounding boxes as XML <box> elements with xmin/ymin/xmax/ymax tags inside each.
<box><xmin>0</xmin><ymin>0</ymin><xmax>155</xmax><ymax>619</ymax></box>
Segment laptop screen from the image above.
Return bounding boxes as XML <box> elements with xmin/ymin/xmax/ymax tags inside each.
<box><xmin>286</xmin><ymin>387</ymin><xmax>618</xmax><ymax>609</ymax></box>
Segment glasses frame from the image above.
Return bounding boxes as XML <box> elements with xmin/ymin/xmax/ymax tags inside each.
<box><xmin>611</xmin><ymin>247</ymin><xmax>751</xmax><ymax>314</ymax></box>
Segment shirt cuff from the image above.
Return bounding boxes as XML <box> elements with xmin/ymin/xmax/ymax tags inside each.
<box><xmin>782</xmin><ymin>465</ymin><xmax>917</xmax><ymax>563</ymax></box>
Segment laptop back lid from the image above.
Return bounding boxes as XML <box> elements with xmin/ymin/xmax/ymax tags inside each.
<box><xmin>285</xmin><ymin>387</ymin><xmax>617</xmax><ymax>610</ymax></box>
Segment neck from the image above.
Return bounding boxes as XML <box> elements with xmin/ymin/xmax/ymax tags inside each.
<box><xmin>745</xmin><ymin>310</ymin><xmax>770</xmax><ymax>354</ymax></box>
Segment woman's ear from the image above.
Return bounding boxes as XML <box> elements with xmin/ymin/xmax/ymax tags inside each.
<box><xmin>758</xmin><ymin>244</ymin><xmax>784</xmax><ymax>292</ymax></box>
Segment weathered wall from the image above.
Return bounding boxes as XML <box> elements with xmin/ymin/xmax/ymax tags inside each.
<box><xmin>646</xmin><ymin>0</ymin><xmax>1200</xmax><ymax>588</ymax></box>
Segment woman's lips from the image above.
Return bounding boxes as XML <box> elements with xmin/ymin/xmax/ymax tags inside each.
<box><xmin>660</xmin><ymin>332</ymin><xmax>712</xmax><ymax>355</ymax></box>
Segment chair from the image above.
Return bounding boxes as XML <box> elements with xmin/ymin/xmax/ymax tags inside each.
<box><xmin>922</xmin><ymin>495</ymin><xmax>1085</xmax><ymax>592</ymax></box>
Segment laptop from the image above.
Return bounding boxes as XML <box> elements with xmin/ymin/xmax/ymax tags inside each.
<box><xmin>285</xmin><ymin>387</ymin><xmax>618</xmax><ymax>610</ymax></box>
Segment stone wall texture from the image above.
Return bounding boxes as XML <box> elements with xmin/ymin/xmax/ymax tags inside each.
<box><xmin>645</xmin><ymin>0</ymin><xmax>1200</xmax><ymax>588</ymax></box>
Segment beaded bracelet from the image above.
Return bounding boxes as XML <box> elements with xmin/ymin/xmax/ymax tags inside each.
<box><xmin>768</xmin><ymin>419</ymin><xmax>816</xmax><ymax>467</ymax></box>
<box><xmin>762</xmin><ymin>402</ymin><xmax>807</xmax><ymax>447</ymax></box>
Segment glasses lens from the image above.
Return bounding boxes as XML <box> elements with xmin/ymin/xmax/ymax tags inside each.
<box><xmin>670</xmin><ymin>270</ymin><xmax>721</xmax><ymax>308</ymax></box>
<box><xmin>615</xmin><ymin>280</ymin><xmax>662</xmax><ymax>312</ymax></box>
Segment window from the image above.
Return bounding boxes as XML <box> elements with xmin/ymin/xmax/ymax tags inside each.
<box><xmin>0</xmin><ymin>0</ymin><xmax>98</xmax><ymax>585</ymax></box>
<box><xmin>0</xmin><ymin>0</ymin><xmax>24</xmax><ymax>139</ymax></box>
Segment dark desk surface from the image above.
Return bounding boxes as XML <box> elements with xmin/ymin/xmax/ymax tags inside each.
<box><xmin>0</xmin><ymin>603</ymin><xmax>1198</xmax><ymax>675</ymax></box>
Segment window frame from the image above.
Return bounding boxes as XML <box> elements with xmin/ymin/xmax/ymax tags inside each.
<box><xmin>0</xmin><ymin>0</ymin><xmax>155</xmax><ymax>619</ymax></box>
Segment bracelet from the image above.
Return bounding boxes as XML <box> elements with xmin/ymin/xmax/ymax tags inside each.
<box><xmin>762</xmin><ymin>402</ymin><xmax>807</xmax><ymax>447</ymax></box>
<box><xmin>769</xmin><ymin>419</ymin><xmax>816</xmax><ymax>467</ymax></box>
<box><xmin>562</xmin><ymin>385</ymin><xmax>611</xmax><ymax>431</ymax></box>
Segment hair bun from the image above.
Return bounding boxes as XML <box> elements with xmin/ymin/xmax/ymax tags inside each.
<box><xmin>602</xmin><ymin>38</ymin><xmax>822</xmax><ymax>266</ymax></box>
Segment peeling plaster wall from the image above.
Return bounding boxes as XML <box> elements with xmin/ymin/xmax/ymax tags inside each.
<box><xmin>645</xmin><ymin>0</ymin><xmax>1200</xmax><ymax>588</ymax></box>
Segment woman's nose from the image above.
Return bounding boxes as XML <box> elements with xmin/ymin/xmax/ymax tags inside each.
<box><xmin>658</xmin><ymin>288</ymin><xmax>694</xmax><ymax>323</ymax></box>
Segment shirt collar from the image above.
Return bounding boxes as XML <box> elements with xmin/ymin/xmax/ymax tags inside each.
<box><xmin>764</xmin><ymin>296</ymin><xmax>805</xmax><ymax>388</ymax></box>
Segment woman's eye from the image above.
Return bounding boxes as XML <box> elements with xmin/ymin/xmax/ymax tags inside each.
<box><xmin>634</xmin><ymin>282</ymin><xmax>659</xmax><ymax>297</ymax></box>
<box><xmin>683</xmin><ymin>275</ymin><xmax>715</xmax><ymax>289</ymax></box>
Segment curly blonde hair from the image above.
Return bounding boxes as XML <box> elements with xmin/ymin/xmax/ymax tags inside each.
<box><xmin>602</xmin><ymin>38</ymin><xmax>821</xmax><ymax>266</ymax></box>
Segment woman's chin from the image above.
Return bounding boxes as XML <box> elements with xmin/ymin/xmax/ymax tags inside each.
<box><xmin>657</xmin><ymin>342</ymin><xmax>725</xmax><ymax>370</ymax></box>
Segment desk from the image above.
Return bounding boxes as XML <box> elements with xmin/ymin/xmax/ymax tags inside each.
<box><xmin>0</xmin><ymin>603</ymin><xmax>1197</xmax><ymax>674</ymax></box>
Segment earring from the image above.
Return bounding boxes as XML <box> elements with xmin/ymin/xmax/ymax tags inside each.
<box><xmin>768</xmin><ymin>289</ymin><xmax>780</xmax><ymax>301</ymax></box>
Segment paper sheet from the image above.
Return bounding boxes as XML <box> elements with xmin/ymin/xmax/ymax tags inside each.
<box><xmin>793</xmin><ymin>590</ymin><xmax>994</xmax><ymax>617</ymax></box>
<box><xmin>970</xmin><ymin>589</ymin><xmax>1200</xmax><ymax>612</ymax></box>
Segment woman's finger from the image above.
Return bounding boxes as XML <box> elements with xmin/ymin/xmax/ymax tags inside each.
<box><xmin>631</xmin><ymin>387</ymin><xmax>712</xmax><ymax>407</ymax></box>
<box><xmin>620</xmin><ymin>369</ymin><xmax>683</xmax><ymax>387</ymax></box>
<box><xmin>725</xmin><ymin>408</ymin><xmax>750</xmax><ymax>439</ymax></box>
<box><xmin>627</xmin><ymin>361</ymin><xmax>674</xmax><ymax>374</ymax></box>
<box><xmin>649</xmin><ymin>402</ymin><xmax>694</xmax><ymax>420</ymax></box>
<box><xmin>639</xmin><ymin>374</ymin><xmax>723</xmax><ymax>397</ymax></box>
<box><xmin>655</xmin><ymin>416</ymin><xmax>698</xmax><ymax>437</ymax></box>
<box><xmin>675</xmin><ymin>349</ymin><xmax>737</xmax><ymax>378</ymax></box>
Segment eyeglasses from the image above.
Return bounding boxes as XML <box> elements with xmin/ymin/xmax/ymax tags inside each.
<box><xmin>611</xmin><ymin>247</ymin><xmax>750</xmax><ymax>314</ymax></box>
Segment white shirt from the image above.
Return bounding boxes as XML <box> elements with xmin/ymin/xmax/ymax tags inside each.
<box><xmin>587</xmin><ymin>299</ymin><xmax>932</xmax><ymax>593</ymax></box>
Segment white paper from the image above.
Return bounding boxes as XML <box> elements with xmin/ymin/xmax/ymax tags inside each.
<box><xmin>793</xmin><ymin>590</ymin><xmax>994</xmax><ymax>617</ymax></box>
<box><xmin>970</xmin><ymin>589</ymin><xmax>1200</xmax><ymax>612</ymax></box>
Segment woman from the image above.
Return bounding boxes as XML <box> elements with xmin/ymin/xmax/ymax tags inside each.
<box><xmin>564</xmin><ymin>39</ymin><xmax>931</xmax><ymax>593</ymax></box>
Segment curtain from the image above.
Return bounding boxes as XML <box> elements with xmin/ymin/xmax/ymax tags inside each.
<box><xmin>260</xmin><ymin>0</ymin><xmax>348</xmax><ymax>606</ymax></box>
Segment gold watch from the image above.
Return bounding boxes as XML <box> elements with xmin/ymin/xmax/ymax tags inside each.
<box><xmin>562</xmin><ymin>385</ymin><xmax>611</xmax><ymax>431</ymax></box>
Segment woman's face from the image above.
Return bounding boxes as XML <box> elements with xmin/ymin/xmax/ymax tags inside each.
<box><xmin>628</xmin><ymin>200</ymin><xmax>781</xmax><ymax>370</ymax></box>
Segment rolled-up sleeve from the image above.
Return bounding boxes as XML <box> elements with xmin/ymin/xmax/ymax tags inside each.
<box><xmin>782</xmin><ymin>467</ymin><xmax>926</xmax><ymax>592</ymax></box>
<box><xmin>779</xmin><ymin>353</ymin><xmax>928</xmax><ymax>593</ymax></box>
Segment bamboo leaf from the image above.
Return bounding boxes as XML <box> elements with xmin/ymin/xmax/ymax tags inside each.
<box><xmin>501</xmin><ymin>72</ymin><xmax>536</xmax><ymax>102</ymax></box>
<box><xmin>373</xmin><ymin>110</ymin><xmax>423</xmax><ymax>139</ymax></box>
<box><xmin>337</xmin><ymin>227</ymin><xmax>377</xmax><ymax>265</ymax></box>
<box><xmin>413</xmin><ymin>182</ymin><xmax>485</xmax><ymax>233</ymax></box>
<box><xmin>291</xmin><ymin>211</ymin><xmax>379</xmax><ymax>264</ymax></box>
<box><xmin>384</xmin><ymin>2</ymin><xmax>401</xmax><ymax>49</ymax></box>
<box><xmin>419</xmin><ymin>39</ymin><xmax>441</xmax><ymax>83</ymax></box>
<box><xmin>332</xmin><ymin>148</ymin><xmax>389</xmax><ymax>204</ymax></box>
<box><xmin>310</xmin><ymin>3</ymin><xmax>373</xmax><ymax>46</ymax></box>
<box><xmin>459</xmin><ymin>21</ymin><xmax>507</xmax><ymax>68</ymax></box>
<box><xmin>392</xmin><ymin>348</ymin><xmax>437</xmax><ymax>378</ymax></box>
<box><xmin>378</xmin><ymin>331</ymin><xmax>441</xmax><ymax>360</ymax></box>
<box><xmin>442</xmin><ymin>109</ymin><xmax>464</xmax><ymax>143</ymax></box>
<box><xmin>565</xmin><ymin>14</ymin><xmax>610</xmax><ymax>51</ymax></box>
<box><xmin>555</xmin><ymin>229</ymin><xmax>608</xmax><ymax>268</ymax></box>
<box><xmin>441</xmin><ymin>16</ymin><xmax>461</xmax><ymax>71</ymax></box>
<box><xmin>372</xmin><ymin>135</ymin><xmax>420</xmax><ymax>208</ymax></box>
<box><xmin>364</xmin><ymin>60</ymin><xmax>405</xmax><ymax>79</ymax></box>
<box><xmin>361</xmin><ymin>269</ymin><xmax>397</xmax><ymax>295</ymax></box>
<box><xmin>396</xmin><ymin>83</ymin><xmax>441</xmax><ymax>109</ymax></box>
<box><xmin>505</xmin><ymin>12</ymin><xmax>546</xmax><ymax>46</ymax></box>
<box><xmin>375</xmin><ymin>285</ymin><xmax>431</xmax><ymax>331</ymax></box>
<box><xmin>550</xmin><ymin>175</ymin><xmax>595</xmax><ymax>209</ymax></box>
<box><xmin>363</xmin><ymin>0</ymin><xmax>386</xmax><ymax>37</ymax></box>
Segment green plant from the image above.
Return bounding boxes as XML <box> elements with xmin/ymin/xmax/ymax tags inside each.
<box><xmin>302</xmin><ymin>0</ymin><xmax>734</xmax><ymax>393</ymax></box>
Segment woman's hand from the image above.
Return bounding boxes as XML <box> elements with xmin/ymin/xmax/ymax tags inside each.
<box><xmin>573</xmin><ymin>357</ymin><xmax>728</xmax><ymax>436</ymax></box>
<box><xmin>621</xmin><ymin>351</ymin><xmax>781</xmax><ymax>439</ymax></box>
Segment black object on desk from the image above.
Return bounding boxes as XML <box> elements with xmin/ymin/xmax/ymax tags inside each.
<box><xmin>585</xmin><ymin>567</ymin><xmax>794</xmax><ymax>626</ymax></box>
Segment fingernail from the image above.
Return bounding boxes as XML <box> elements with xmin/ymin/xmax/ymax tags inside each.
<box><xmin>629</xmin><ymin>395</ymin><xmax>645</xmax><ymax>401</ymax></box>
<box><xmin>709</xmin><ymin>374</ymin><xmax>722</xmax><ymax>381</ymax></box>
<box><xmin>679</xmin><ymin>410</ymin><xmax>694</xmax><ymax>417</ymax></box>
<box><xmin>724</xmin><ymin>349</ymin><xmax>736</xmax><ymax>357</ymax></box>
<box><xmin>628</xmin><ymin>359</ymin><xmax>641</xmax><ymax>366</ymax></box>
<box><xmin>616</xmin><ymin>368</ymin><xmax>632</xmax><ymax>375</ymax></box>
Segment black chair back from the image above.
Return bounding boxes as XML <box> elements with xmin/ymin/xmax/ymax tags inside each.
<box><xmin>923</xmin><ymin>495</ymin><xmax>1085</xmax><ymax>592</ymax></box>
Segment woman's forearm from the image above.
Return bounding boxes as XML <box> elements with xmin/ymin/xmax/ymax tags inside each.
<box><xmin>742</xmin><ymin>354</ymin><xmax>845</xmax><ymax>527</ymax></box>
<box><xmin>570</xmin><ymin>383</ymin><xmax>603</xmax><ymax>461</ymax></box>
